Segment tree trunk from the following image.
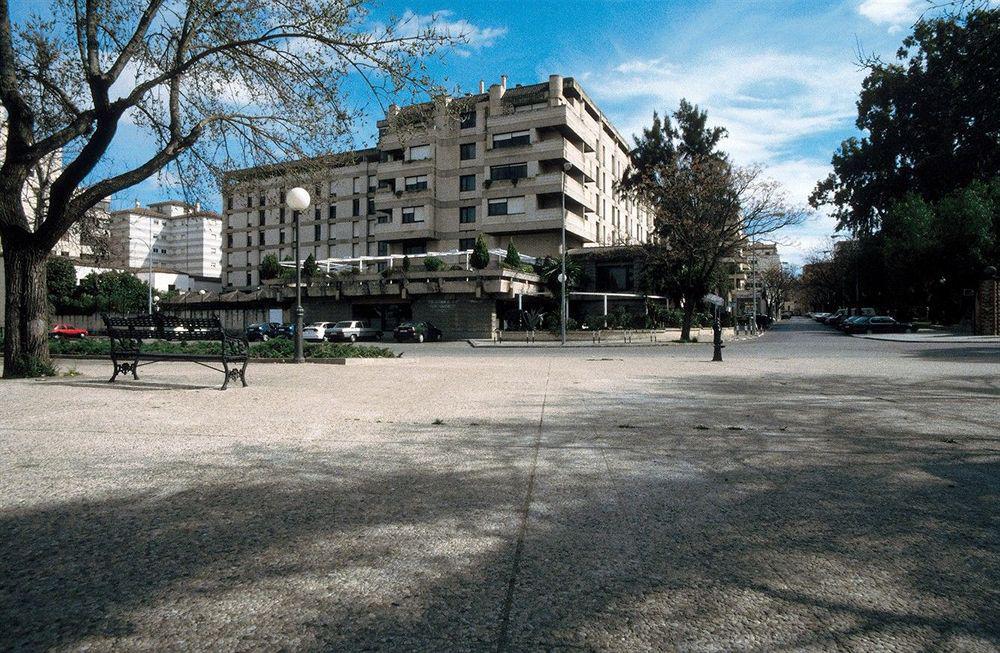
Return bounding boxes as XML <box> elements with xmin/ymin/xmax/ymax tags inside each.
<box><xmin>3</xmin><ymin>244</ymin><xmax>51</xmax><ymax>378</ymax></box>
<box><xmin>680</xmin><ymin>302</ymin><xmax>695</xmax><ymax>342</ymax></box>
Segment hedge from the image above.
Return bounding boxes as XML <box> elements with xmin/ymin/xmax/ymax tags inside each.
<box><xmin>45</xmin><ymin>337</ymin><xmax>398</xmax><ymax>359</ymax></box>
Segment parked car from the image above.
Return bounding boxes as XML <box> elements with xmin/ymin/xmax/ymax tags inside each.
<box><xmin>810</xmin><ymin>312</ymin><xmax>830</xmax><ymax>320</ymax></box>
<box><xmin>245</xmin><ymin>322</ymin><xmax>284</xmax><ymax>342</ymax></box>
<box><xmin>393</xmin><ymin>321</ymin><xmax>442</xmax><ymax>343</ymax></box>
<box><xmin>846</xmin><ymin>315</ymin><xmax>916</xmax><ymax>334</ymax></box>
<box><xmin>839</xmin><ymin>316</ymin><xmax>870</xmax><ymax>332</ymax></box>
<box><xmin>49</xmin><ymin>323</ymin><xmax>88</xmax><ymax>339</ymax></box>
<box><xmin>302</xmin><ymin>321</ymin><xmax>338</xmax><ymax>342</ymax></box>
<box><xmin>822</xmin><ymin>310</ymin><xmax>849</xmax><ymax>325</ymax></box>
<box><xmin>325</xmin><ymin>320</ymin><xmax>382</xmax><ymax>343</ymax></box>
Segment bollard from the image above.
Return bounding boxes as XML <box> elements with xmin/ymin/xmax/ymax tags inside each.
<box><xmin>712</xmin><ymin>317</ymin><xmax>724</xmax><ymax>362</ymax></box>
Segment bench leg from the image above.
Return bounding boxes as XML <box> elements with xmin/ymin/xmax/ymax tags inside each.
<box><xmin>132</xmin><ymin>357</ymin><xmax>140</xmax><ymax>380</ymax></box>
<box><xmin>239</xmin><ymin>358</ymin><xmax>249</xmax><ymax>387</ymax></box>
<box><xmin>109</xmin><ymin>358</ymin><xmax>119</xmax><ymax>383</ymax></box>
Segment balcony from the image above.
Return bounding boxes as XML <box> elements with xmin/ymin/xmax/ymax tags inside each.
<box><xmin>480</xmin><ymin>207</ymin><xmax>592</xmax><ymax>243</ymax></box>
<box><xmin>488</xmin><ymin>104</ymin><xmax>599</xmax><ymax>149</ymax></box>
<box><xmin>372</xmin><ymin>218</ymin><xmax>436</xmax><ymax>241</ymax></box>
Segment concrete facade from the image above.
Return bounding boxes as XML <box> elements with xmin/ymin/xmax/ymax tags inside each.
<box><xmin>221</xmin><ymin>74</ymin><xmax>652</xmax><ymax>291</ymax></box>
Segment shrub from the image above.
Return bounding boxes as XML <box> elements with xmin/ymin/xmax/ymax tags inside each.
<box><xmin>503</xmin><ymin>241</ymin><xmax>521</xmax><ymax>268</ymax></box>
<box><xmin>260</xmin><ymin>254</ymin><xmax>282</xmax><ymax>280</ymax></box>
<box><xmin>469</xmin><ymin>234</ymin><xmax>490</xmax><ymax>270</ymax></box>
<box><xmin>423</xmin><ymin>256</ymin><xmax>446</xmax><ymax>271</ymax></box>
<box><xmin>45</xmin><ymin>336</ymin><xmax>396</xmax><ymax>359</ymax></box>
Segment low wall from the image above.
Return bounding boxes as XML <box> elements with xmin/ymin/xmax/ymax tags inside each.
<box><xmin>52</xmin><ymin>306</ymin><xmax>283</xmax><ymax>334</ymax></box>
<box><xmin>496</xmin><ymin>327</ymin><xmax>740</xmax><ymax>343</ymax></box>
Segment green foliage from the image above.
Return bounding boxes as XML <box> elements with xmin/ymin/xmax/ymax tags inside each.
<box><xmin>260</xmin><ymin>254</ymin><xmax>282</xmax><ymax>280</ymax></box>
<box><xmin>535</xmin><ymin>256</ymin><xmax>587</xmax><ymax>295</ymax></box>
<box><xmin>423</xmin><ymin>256</ymin><xmax>446</xmax><ymax>271</ymax></box>
<box><xmin>47</xmin><ymin>337</ymin><xmax>396</xmax><ymax>359</ymax></box>
<box><xmin>9</xmin><ymin>354</ymin><xmax>57</xmax><ymax>378</ymax></box>
<box><xmin>503</xmin><ymin>241</ymin><xmax>521</xmax><ymax>268</ymax></box>
<box><xmin>302</xmin><ymin>254</ymin><xmax>319</xmax><ymax>278</ymax></box>
<box><xmin>46</xmin><ymin>257</ymin><xmax>78</xmax><ymax>303</ymax></box>
<box><xmin>51</xmin><ymin>270</ymin><xmax>150</xmax><ymax>314</ymax></box>
<box><xmin>469</xmin><ymin>234</ymin><xmax>491</xmax><ymax>270</ymax></box>
<box><xmin>811</xmin><ymin>9</ymin><xmax>1000</xmax><ymax>234</ymax></box>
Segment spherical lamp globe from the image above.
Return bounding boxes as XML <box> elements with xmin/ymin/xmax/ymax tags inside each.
<box><xmin>286</xmin><ymin>187</ymin><xmax>311</xmax><ymax>211</ymax></box>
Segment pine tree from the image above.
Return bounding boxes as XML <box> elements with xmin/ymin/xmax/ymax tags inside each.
<box><xmin>503</xmin><ymin>241</ymin><xmax>521</xmax><ymax>268</ymax></box>
<box><xmin>470</xmin><ymin>234</ymin><xmax>491</xmax><ymax>270</ymax></box>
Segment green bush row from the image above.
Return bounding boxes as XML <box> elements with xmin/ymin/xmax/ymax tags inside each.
<box><xmin>46</xmin><ymin>337</ymin><xmax>397</xmax><ymax>359</ymax></box>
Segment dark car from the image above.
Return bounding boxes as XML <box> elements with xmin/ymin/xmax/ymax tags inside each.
<box><xmin>839</xmin><ymin>316</ymin><xmax>870</xmax><ymax>332</ymax></box>
<box><xmin>393</xmin><ymin>321</ymin><xmax>442</xmax><ymax>343</ymax></box>
<box><xmin>849</xmin><ymin>316</ymin><xmax>915</xmax><ymax>334</ymax></box>
<box><xmin>245</xmin><ymin>322</ymin><xmax>288</xmax><ymax>341</ymax></box>
<box><xmin>824</xmin><ymin>311</ymin><xmax>850</xmax><ymax>327</ymax></box>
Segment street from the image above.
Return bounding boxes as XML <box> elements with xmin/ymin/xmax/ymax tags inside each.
<box><xmin>1</xmin><ymin>319</ymin><xmax>997</xmax><ymax>651</ymax></box>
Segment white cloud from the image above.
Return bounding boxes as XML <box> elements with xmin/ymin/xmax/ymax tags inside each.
<box><xmin>857</xmin><ymin>0</ymin><xmax>922</xmax><ymax>32</ymax></box>
<box><xmin>396</xmin><ymin>10</ymin><xmax>506</xmax><ymax>56</ymax></box>
<box><xmin>589</xmin><ymin>50</ymin><xmax>865</xmax><ymax>265</ymax></box>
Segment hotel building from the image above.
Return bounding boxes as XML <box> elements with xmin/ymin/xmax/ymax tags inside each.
<box><xmin>221</xmin><ymin>74</ymin><xmax>652</xmax><ymax>290</ymax></box>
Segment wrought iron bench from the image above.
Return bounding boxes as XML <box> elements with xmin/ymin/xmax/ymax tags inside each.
<box><xmin>101</xmin><ymin>313</ymin><xmax>250</xmax><ymax>390</ymax></box>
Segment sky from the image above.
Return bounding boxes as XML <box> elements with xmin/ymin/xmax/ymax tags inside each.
<box><xmin>9</xmin><ymin>0</ymin><xmax>938</xmax><ymax>265</ymax></box>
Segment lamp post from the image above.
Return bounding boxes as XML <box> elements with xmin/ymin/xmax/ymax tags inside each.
<box><xmin>560</xmin><ymin>161</ymin><xmax>572</xmax><ymax>346</ymax></box>
<box><xmin>286</xmin><ymin>187</ymin><xmax>311</xmax><ymax>363</ymax></box>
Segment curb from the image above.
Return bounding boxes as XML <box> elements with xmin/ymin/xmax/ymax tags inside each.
<box><xmin>850</xmin><ymin>334</ymin><xmax>1000</xmax><ymax>344</ymax></box>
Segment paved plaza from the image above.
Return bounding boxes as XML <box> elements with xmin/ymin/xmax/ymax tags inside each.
<box><xmin>1</xmin><ymin>319</ymin><xmax>998</xmax><ymax>651</ymax></box>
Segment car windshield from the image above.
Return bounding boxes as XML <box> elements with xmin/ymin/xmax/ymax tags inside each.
<box><xmin>397</xmin><ymin>322</ymin><xmax>414</xmax><ymax>328</ymax></box>
<box><xmin>334</xmin><ymin>321</ymin><xmax>353</xmax><ymax>328</ymax></box>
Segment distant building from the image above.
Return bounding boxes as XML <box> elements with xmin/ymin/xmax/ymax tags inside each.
<box><xmin>109</xmin><ymin>200</ymin><xmax>223</xmax><ymax>279</ymax></box>
<box><xmin>733</xmin><ymin>241</ymin><xmax>782</xmax><ymax>315</ymax></box>
<box><xmin>221</xmin><ymin>74</ymin><xmax>652</xmax><ymax>290</ymax></box>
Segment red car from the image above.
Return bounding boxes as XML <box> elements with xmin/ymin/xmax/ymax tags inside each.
<box><xmin>50</xmin><ymin>323</ymin><xmax>89</xmax><ymax>339</ymax></box>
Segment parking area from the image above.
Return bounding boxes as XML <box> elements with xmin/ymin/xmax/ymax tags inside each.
<box><xmin>1</xmin><ymin>318</ymin><xmax>998</xmax><ymax>650</ymax></box>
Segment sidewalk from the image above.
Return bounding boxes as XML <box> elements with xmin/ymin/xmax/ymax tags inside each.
<box><xmin>852</xmin><ymin>331</ymin><xmax>1000</xmax><ymax>344</ymax></box>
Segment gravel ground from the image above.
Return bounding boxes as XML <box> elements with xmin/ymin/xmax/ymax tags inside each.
<box><xmin>1</xmin><ymin>318</ymin><xmax>998</xmax><ymax>651</ymax></box>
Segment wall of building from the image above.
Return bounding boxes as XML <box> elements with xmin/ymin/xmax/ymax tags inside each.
<box><xmin>110</xmin><ymin>201</ymin><xmax>222</xmax><ymax>279</ymax></box>
<box><xmin>221</xmin><ymin>74</ymin><xmax>653</xmax><ymax>292</ymax></box>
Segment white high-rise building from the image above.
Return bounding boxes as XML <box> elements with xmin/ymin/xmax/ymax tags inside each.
<box><xmin>109</xmin><ymin>200</ymin><xmax>223</xmax><ymax>279</ymax></box>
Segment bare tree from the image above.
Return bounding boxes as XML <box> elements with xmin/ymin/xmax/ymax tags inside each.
<box><xmin>0</xmin><ymin>0</ymin><xmax>457</xmax><ymax>376</ymax></box>
<box><xmin>758</xmin><ymin>264</ymin><xmax>796</xmax><ymax>319</ymax></box>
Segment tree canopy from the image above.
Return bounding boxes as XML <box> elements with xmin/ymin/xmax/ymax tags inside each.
<box><xmin>810</xmin><ymin>8</ymin><xmax>1000</xmax><ymax>235</ymax></box>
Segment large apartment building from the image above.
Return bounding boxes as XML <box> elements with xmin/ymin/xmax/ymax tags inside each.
<box><xmin>109</xmin><ymin>200</ymin><xmax>223</xmax><ymax>279</ymax></box>
<box><xmin>222</xmin><ymin>74</ymin><xmax>651</xmax><ymax>290</ymax></box>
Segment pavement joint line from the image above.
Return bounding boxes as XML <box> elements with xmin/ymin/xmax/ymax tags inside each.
<box><xmin>494</xmin><ymin>359</ymin><xmax>552</xmax><ymax>653</ymax></box>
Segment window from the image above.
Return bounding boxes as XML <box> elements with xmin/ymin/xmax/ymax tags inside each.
<box><xmin>459</xmin><ymin>174</ymin><xmax>476</xmax><ymax>192</ymax></box>
<box><xmin>368</xmin><ymin>175</ymin><xmax>377</xmax><ymax>192</ymax></box>
<box><xmin>279</xmin><ymin>231</ymin><xmax>285</xmax><ymax>245</ymax></box>
<box><xmin>401</xmin><ymin>206</ymin><xmax>424</xmax><ymax>224</ymax></box>
<box><xmin>314</xmin><ymin>184</ymin><xmax>322</xmax><ymax>198</ymax></box>
<box><xmin>314</xmin><ymin>208</ymin><xmax>321</xmax><ymax>221</ymax></box>
<box><xmin>460</xmin><ymin>111</ymin><xmax>476</xmax><ymax>129</ymax></box>
<box><xmin>490</xmin><ymin>163</ymin><xmax>528</xmax><ymax>182</ymax></box>
<box><xmin>246</xmin><ymin>273</ymin><xmax>252</xmax><ymax>286</ymax></box>
<box><xmin>404</xmin><ymin>175</ymin><xmax>428</xmax><ymax>191</ymax></box>
<box><xmin>247</xmin><ymin>235</ymin><xmax>253</xmax><ymax>247</ymax></box>
<box><xmin>459</xmin><ymin>206</ymin><xmax>477</xmax><ymax>223</ymax></box>
<box><xmin>246</xmin><ymin>195</ymin><xmax>252</xmax><ymax>208</ymax></box>
<box><xmin>487</xmin><ymin>196</ymin><xmax>525</xmax><ymax>216</ymax></box>
<box><xmin>279</xmin><ymin>207</ymin><xmax>286</xmax><ymax>223</ymax></box>
<box><xmin>352</xmin><ymin>199</ymin><xmax>360</xmax><ymax>216</ymax></box>
<box><xmin>377</xmin><ymin>210</ymin><xmax>391</xmax><ymax>224</ymax></box>
<box><xmin>258</xmin><ymin>209</ymin><xmax>265</xmax><ymax>225</ymax></box>
<box><xmin>314</xmin><ymin>224</ymin><xmax>321</xmax><ymax>241</ymax></box>
<box><xmin>403</xmin><ymin>242</ymin><xmax>427</xmax><ymax>255</ymax></box>
<box><xmin>459</xmin><ymin>238</ymin><xmax>476</xmax><ymax>251</ymax></box>
<box><xmin>596</xmin><ymin>264</ymin><xmax>634</xmax><ymax>292</ymax></box>
<box><xmin>226</xmin><ymin>196</ymin><xmax>233</xmax><ymax>210</ymax></box>
<box><xmin>459</xmin><ymin>142</ymin><xmax>477</xmax><ymax>160</ymax></box>
<box><xmin>377</xmin><ymin>241</ymin><xmax>389</xmax><ymax>256</ymax></box>
<box><xmin>492</xmin><ymin>130</ymin><xmax>530</xmax><ymax>149</ymax></box>
<box><xmin>227</xmin><ymin>234</ymin><xmax>233</xmax><ymax>248</ymax></box>
<box><xmin>409</xmin><ymin>144</ymin><xmax>431</xmax><ymax>161</ymax></box>
<box><xmin>259</xmin><ymin>194</ymin><xmax>265</xmax><ymax>206</ymax></box>
<box><xmin>367</xmin><ymin>199</ymin><xmax>375</xmax><ymax>215</ymax></box>
<box><xmin>328</xmin><ymin>204</ymin><xmax>336</xmax><ymax>220</ymax></box>
<box><xmin>352</xmin><ymin>177</ymin><xmax>362</xmax><ymax>193</ymax></box>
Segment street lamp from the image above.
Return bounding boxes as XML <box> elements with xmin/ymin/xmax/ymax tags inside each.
<box><xmin>286</xmin><ymin>187</ymin><xmax>311</xmax><ymax>363</ymax></box>
<box><xmin>560</xmin><ymin>160</ymin><xmax>572</xmax><ymax>346</ymax></box>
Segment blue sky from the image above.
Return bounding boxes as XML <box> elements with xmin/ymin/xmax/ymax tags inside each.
<box><xmin>10</xmin><ymin>0</ymin><xmax>935</xmax><ymax>264</ymax></box>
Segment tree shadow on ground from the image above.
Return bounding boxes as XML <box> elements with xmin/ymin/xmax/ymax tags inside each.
<box><xmin>905</xmin><ymin>346</ymin><xmax>1000</xmax><ymax>364</ymax></box>
<box><xmin>1</xmin><ymin>375</ymin><xmax>998</xmax><ymax>650</ymax></box>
